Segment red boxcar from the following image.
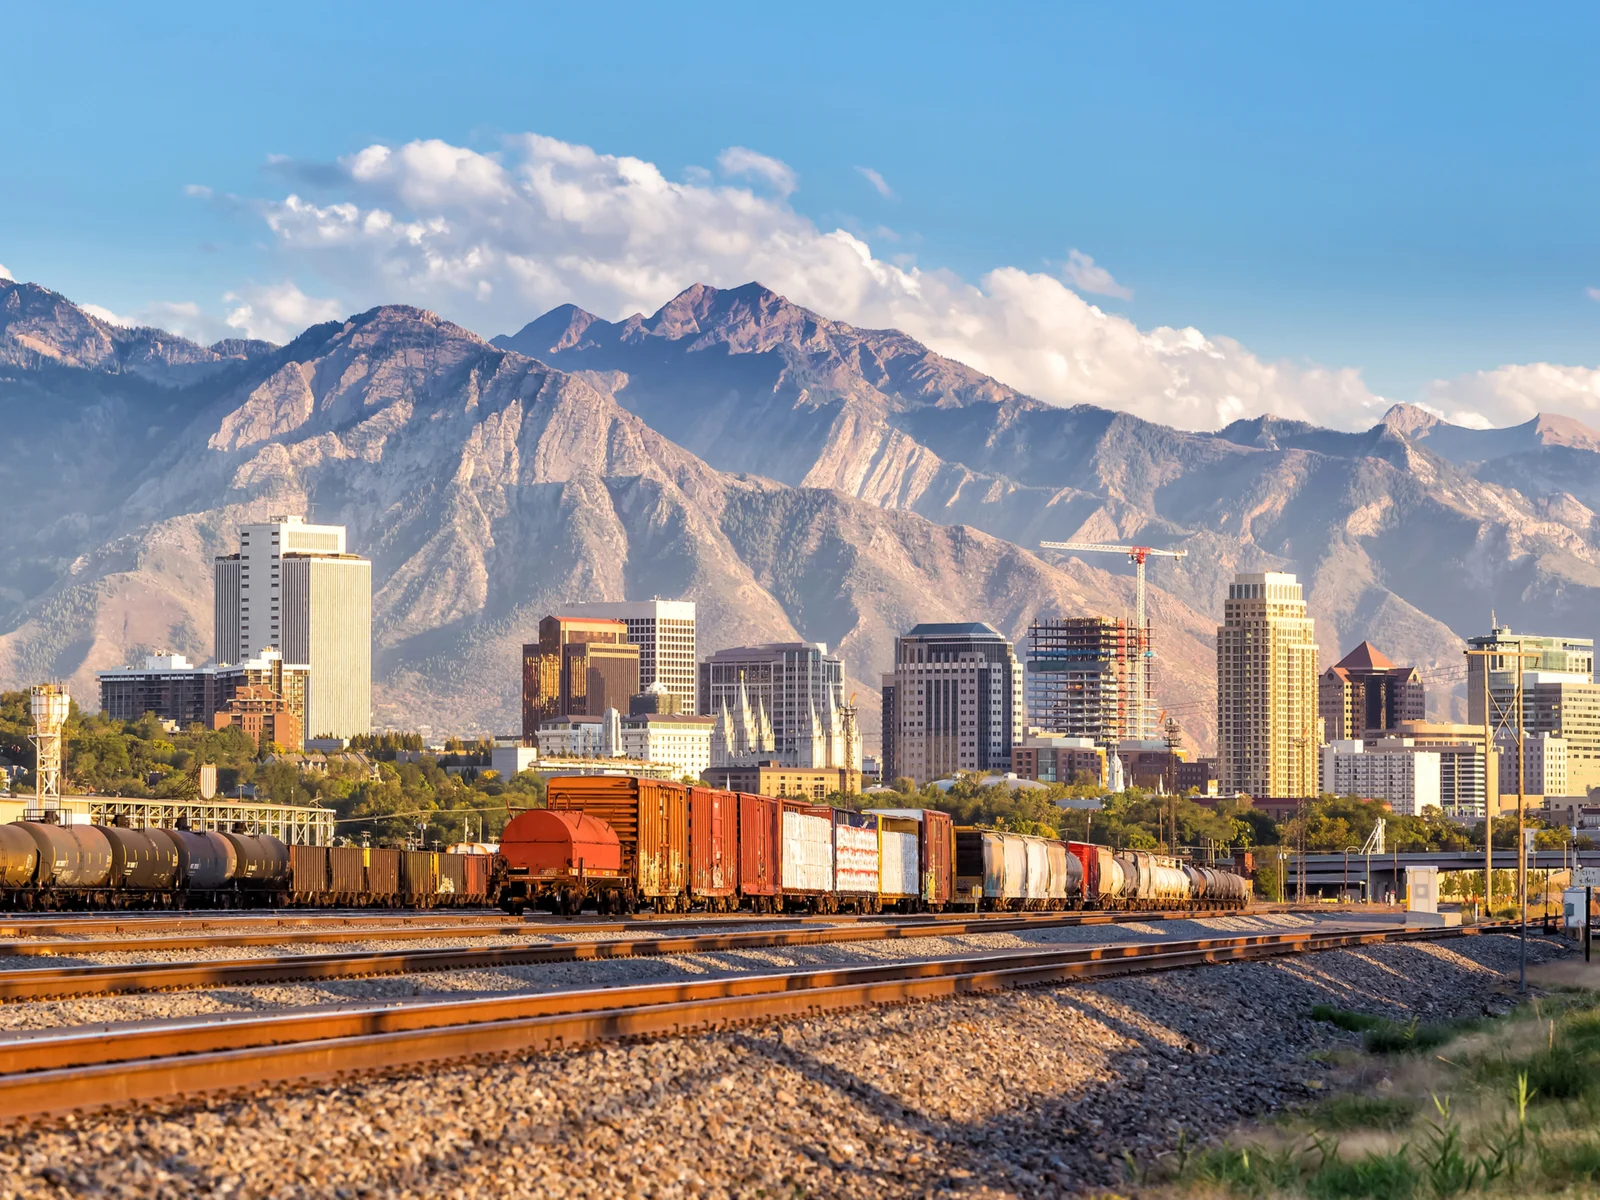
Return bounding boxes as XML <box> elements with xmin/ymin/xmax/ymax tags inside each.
<box><xmin>546</xmin><ymin>776</ymin><xmax>689</xmax><ymax>909</ymax></box>
<box><xmin>737</xmin><ymin>792</ymin><xmax>781</xmax><ymax>908</ymax></box>
<box><xmin>689</xmin><ymin>786</ymin><xmax>739</xmax><ymax>907</ymax></box>
<box><xmin>1066</xmin><ymin>841</ymin><xmax>1100</xmax><ymax>907</ymax></box>
<box><xmin>919</xmin><ymin>809</ymin><xmax>955</xmax><ymax>908</ymax></box>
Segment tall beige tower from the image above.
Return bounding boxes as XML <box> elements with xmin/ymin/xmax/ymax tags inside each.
<box><xmin>1217</xmin><ymin>571</ymin><xmax>1319</xmax><ymax>798</ymax></box>
<box><xmin>215</xmin><ymin>515</ymin><xmax>372</xmax><ymax>740</ymax></box>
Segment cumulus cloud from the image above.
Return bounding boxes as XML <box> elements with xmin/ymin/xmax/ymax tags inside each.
<box><xmin>80</xmin><ymin>303</ymin><xmax>134</xmax><ymax>327</ymax></box>
<box><xmin>1424</xmin><ymin>363</ymin><xmax>1600</xmax><ymax>430</ymax></box>
<box><xmin>234</xmin><ymin>132</ymin><xmax>1401</xmax><ymax>431</ymax></box>
<box><xmin>1060</xmin><ymin>249</ymin><xmax>1133</xmax><ymax>301</ymax></box>
<box><xmin>223</xmin><ymin>282</ymin><xmax>343</xmax><ymax>343</ymax></box>
<box><xmin>855</xmin><ymin>166</ymin><xmax>894</xmax><ymax>199</ymax></box>
<box><xmin>715</xmin><ymin>146</ymin><xmax>799</xmax><ymax>197</ymax></box>
<box><xmin>0</xmin><ymin>263</ymin><xmax>11</xmax><ymax>281</ymax></box>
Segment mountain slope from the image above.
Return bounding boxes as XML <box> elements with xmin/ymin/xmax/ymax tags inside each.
<box><xmin>0</xmin><ymin>287</ymin><xmax>1220</xmax><ymax>749</ymax></box>
<box><xmin>501</xmin><ymin>284</ymin><xmax>1600</xmax><ymax>718</ymax></box>
<box><xmin>10</xmin><ymin>274</ymin><xmax>1600</xmax><ymax>751</ymax></box>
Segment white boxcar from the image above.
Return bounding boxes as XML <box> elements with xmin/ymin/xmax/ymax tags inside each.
<box><xmin>1021</xmin><ymin>837</ymin><xmax>1051</xmax><ymax>902</ymax></box>
<box><xmin>877</xmin><ymin>817</ymin><xmax>920</xmax><ymax>900</ymax></box>
<box><xmin>781</xmin><ymin>807</ymin><xmax>833</xmax><ymax>893</ymax></box>
<box><xmin>834</xmin><ymin>811</ymin><xmax>880</xmax><ymax>895</ymax></box>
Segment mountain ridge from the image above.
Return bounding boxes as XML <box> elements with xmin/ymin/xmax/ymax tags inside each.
<box><xmin>6</xmin><ymin>274</ymin><xmax>1600</xmax><ymax>755</ymax></box>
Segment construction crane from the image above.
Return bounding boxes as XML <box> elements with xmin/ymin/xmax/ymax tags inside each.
<box><xmin>1038</xmin><ymin>541</ymin><xmax>1188</xmax><ymax>743</ymax></box>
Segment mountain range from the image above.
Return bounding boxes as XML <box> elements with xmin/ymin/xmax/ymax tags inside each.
<box><xmin>5</xmin><ymin>275</ymin><xmax>1600</xmax><ymax>755</ymax></box>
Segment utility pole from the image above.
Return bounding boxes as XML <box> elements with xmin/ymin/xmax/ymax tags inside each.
<box><xmin>1467</xmin><ymin>644</ymin><xmax>1540</xmax><ymax>932</ymax></box>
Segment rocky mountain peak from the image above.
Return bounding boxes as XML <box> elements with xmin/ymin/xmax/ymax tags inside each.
<box><xmin>491</xmin><ymin>303</ymin><xmax>607</xmax><ymax>359</ymax></box>
<box><xmin>0</xmin><ymin>278</ymin><xmax>223</xmax><ymax>381</ymax></box>
<box><xmin>1380</xmin><ymin>402</ymin><xmax>1442</xmax><ymax>439</ymax></box>
<box><xmin>1530</xmin><ymin>411</ymin><xmax>1600</xmax><ymax>452</ymax></box>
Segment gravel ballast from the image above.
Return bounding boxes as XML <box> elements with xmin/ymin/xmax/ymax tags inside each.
<box><xmin>0</xmin><ymin>912</ymin><xmax>1336</xmax><ymax>1031</ymax></box>
<box><xmin>0</xmin><ymin>931</ymin><xmax>1566</xmax><ymax>1199</ymax></box>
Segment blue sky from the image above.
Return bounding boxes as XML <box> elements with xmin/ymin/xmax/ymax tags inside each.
<box><xmin>4</xmin><ymin>2</ymin><xmax>1598</xmax><ymax>430</ymax></box>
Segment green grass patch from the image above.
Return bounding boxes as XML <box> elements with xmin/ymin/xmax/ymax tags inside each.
<box><xmin>1303</xmin><ymin>1149</ymin><xmax>1418</xmax><ymax>1200</ymax></box>
<box><xmin>1538</xmin><ymin>1136</ymin><xmax>1600</xmax><ymax>1182</ymax></box>
<box><xmin>1310</xmin><ymin>1005</ymin><xmax>1385</xmax><ymax>1033</ymax></box>
<box><xmin>1176</xmin><ymin>997</ymin><xmax>1600</xmax><ymax>1196</ymax></box>
<box><xmin>1308</xmin><ymin>1006</ymin><xmax>1475</xmax><ymax>1055</ymax></box>
<box><xmin>1312</xmin><ymin>1094</ymin><xmax>1417</xmax><ymax>1132</ymax></box>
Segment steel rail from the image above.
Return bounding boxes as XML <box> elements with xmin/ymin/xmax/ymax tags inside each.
<box><xmin>0</xmin><ymin>911</ymin><xmax>512</xmax><ymax>938</ymax></box>
<box><xmin>0</xmin><ymin>908</ymin><xmax>1273</xmax><ymax>947</ymax></box>
<box><xmin>0</xmin><ymin>923</ymin><xmax>1473</xmax><ymax>1122</ymax></box>
<box><xmin>0</xmin><ymin>909</ymin><xmax>1275</xmax><ymax>1000</ymax></box>
<box><xmin>0</xmin><ymin>907</ymin><xmax>1235</xmax><ymax>955</ymax></box>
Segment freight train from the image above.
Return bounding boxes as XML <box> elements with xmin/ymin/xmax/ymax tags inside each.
<box><xmin>0</xmin><ymin>776</ymin><xmax>1249</xmax><ymax>913</ymax></box>
<box><xmin>0</xmin><ymin>817</ymin><xmax>492</xmax><ymax>910</ymax></box>
<box><xmin>494</xmin><ymin>777</ymin><xmax>1250</xmax><ymax>915</ymax></box>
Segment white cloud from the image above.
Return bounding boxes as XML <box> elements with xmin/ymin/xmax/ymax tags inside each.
<box><xmin>1587</xmin><ymin>286</ymin><xmax>1600</xmax><ymax>303</ymax></box>
<box><xmin>0</xmin><ymin>263</ymin><xmax>11</xmax><ymax>281</ymax></box>
<box><xmin>82</xmin><ymin>297</ymin><xmax>251</xmax><ymax>346</ymax></box>
<box><xmin>223</xmin><ymin>282</ymin><xmax>343</xmax><ymax>344</ymax></box>
<box><xmin>1424</xmin><ymin>363</ymin><xmax>1600</xmax><ymax>429</ymax></box>
<box><xmin>855</xmin><ymin>166</ymin><xmax>894</xmax><ymax>199</ymax></box>
<box><xmin>240</xmin><ymin>131</ymin><xmax>1397</xmax><ymax>431</ymax></box>
<box><xmin>184</xmin><ymin>184</ymin><xmax>213</xmax><ymax>199</ymax></box>
<box><xmin>80</xmin><ymin>303</ymin><xmax>135</xmax><ymax>327</ymax></box>
<box><xmin>716</xmin><ymin>146</ymin><xmax>799</xmax><ymax>197</ymax></box>
<box><xmin>1060</xmin><ymin>249</ymin><xmax>1133</xmax><ymax>301</ymax></box>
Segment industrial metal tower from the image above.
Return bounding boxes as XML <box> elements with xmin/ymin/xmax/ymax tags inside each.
<box><xmin>29</xmin><ymin>684</ymin><xmax>70</xmax><ymax>805</ymax></box>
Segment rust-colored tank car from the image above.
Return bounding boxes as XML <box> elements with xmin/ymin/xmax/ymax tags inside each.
<box><xmin>0</xmin><ymin>825</ymin><xmax>39</xmax><ymax>889</ymax></box>
<box><xmin>222</xmin><ymin>832</ymin><xmax>290</xmax><ymax>887</ymax></box>
<box><xmin>497</xmin><ymin>808</ymin><xmax>625</xmax><ymax>915</ymax></box>
<box><xmin>103</xmin><ymin>826</ymin><xmax>179</xmax><ymax>891</ymax></box>
<box><xmin>18</xmin><ymin>822</ymin><xmax>111</xmax><ymax>889</ymax></box>
<box><xmin>546</xmin><ymin>776</ymin><xmax>688</xmax><ymax>909</ymax></box>
<box><xmin>170</xmin><ymin>828</ymin><xmax>236</xmax><ymax>891</ymax></box>
<box><xmin>689</xmin><ymin>786</ymin><xmax>738</xmax><ymax>907</ymax></box>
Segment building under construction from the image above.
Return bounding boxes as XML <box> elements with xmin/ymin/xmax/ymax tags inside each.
<box><xmin>1024</xmin><ymin>617</ymin><xmax>1150</xmax><ymax>747</ymax></box>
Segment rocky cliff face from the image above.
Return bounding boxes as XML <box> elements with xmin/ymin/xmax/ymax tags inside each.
<box><xmin>0</xmin><ymin>283</ymin><xmax>1220</xmax><ymax>749</ymax></box>
<box><xmin>503</xmin><ymin>284</ymin><xmax>1600</xmax><ymax>724</ymax></box>
<box><xmin>6</xmin><ymin>276</ymin><xmax>1600</xmax><ymax>753</ymax></box>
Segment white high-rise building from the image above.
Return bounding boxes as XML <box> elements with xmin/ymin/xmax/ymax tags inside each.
<box><xmin>1321</xmin><ymin>738</ymin><xmax>1442</xmax><ymax>816</ymax></box>
<box><xmin>562</xmin><ymin>600</ymin><xmax>697</xmax><ymax>711</ymax></box>
<box><xmin>700</xmin><ymin>642</ymin><xmax>859</xmax><ymax>770</ymax></box>
<box><xmin>215</xmin><ymin>515</ymin><xmax>372</xmax><ymax>740</ymax></box>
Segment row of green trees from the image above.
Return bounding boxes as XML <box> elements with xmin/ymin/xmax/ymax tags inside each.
<box><xmin>3</xmin><ymin>690</ymin><xmax>1593</xmax><ymax>853</ymax></box>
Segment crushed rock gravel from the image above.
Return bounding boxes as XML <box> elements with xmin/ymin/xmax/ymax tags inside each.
<box><xmin>0</xmin><ymin>912</ymin><xmax>1338</xmax><ymax>1031</ymax></box>
<box><xmin>0</xmin><ymin>930</ymin><xmax>1566</xmax><ymax>1198</ymax></box>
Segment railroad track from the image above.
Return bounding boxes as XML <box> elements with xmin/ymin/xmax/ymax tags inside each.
<box><xmin>0</xmin><ymin>909</ymin><xmax>1287</xmax><ymax>999</ymax></box>
<box><xmin>0</xmin><ymin>922</ymin><xmax>1481</xmax><ymax>1122</ymax></box>
<box><xmin>0</xmin><ymin>907</ymin><xmax>1265</xmax><ymax>958</ymax></box>
<box><xmin>0</xmin><ymin>901</ymin><xmax>1330</xmax><ymax>940</ymax></box>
